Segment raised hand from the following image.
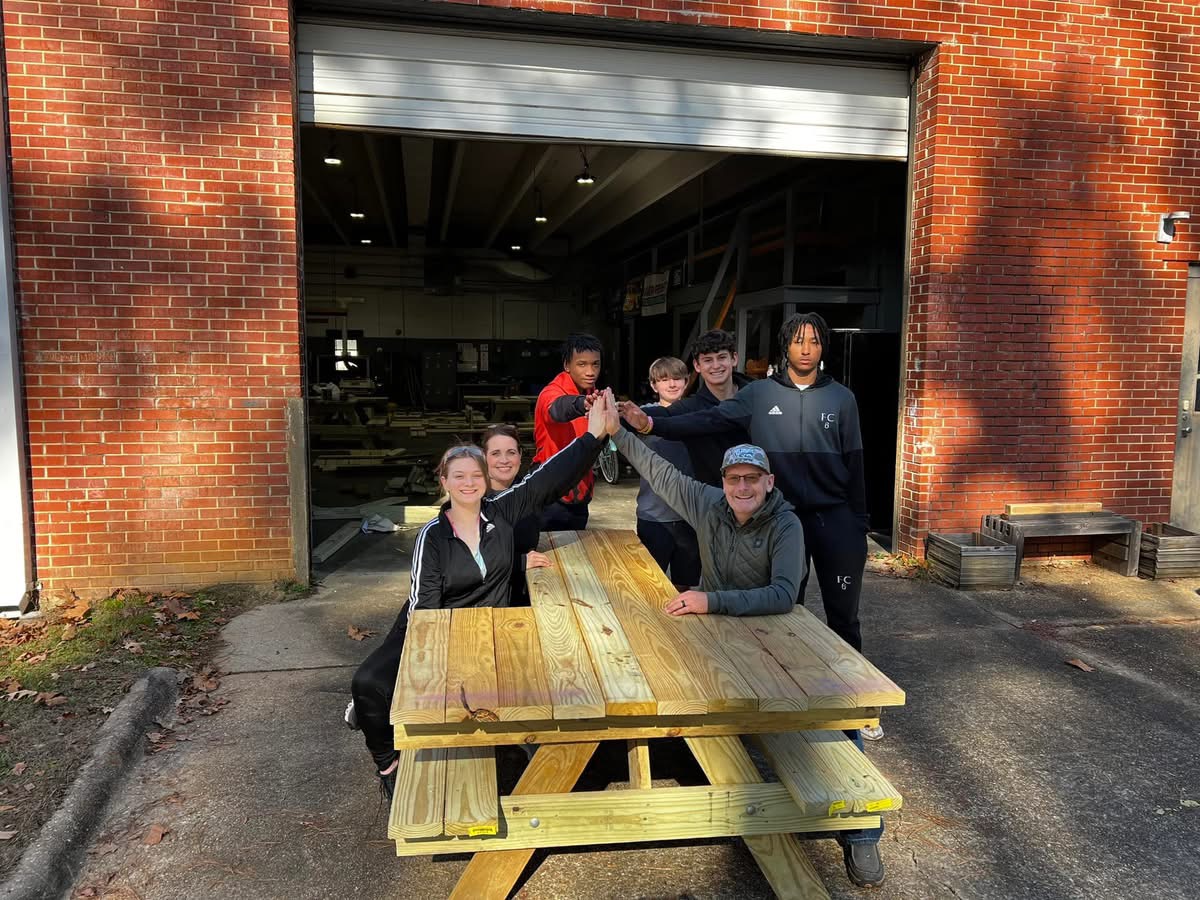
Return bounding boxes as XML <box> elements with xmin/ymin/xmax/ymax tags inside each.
<box><xmin>602</xmin><ymin>388</ymin><xmax>620</xmax><ymax>436</ymax></box>
<box><xmin>582</xmin><ymin>389</ymin><xmax>598</xmax><ymax>412</ymax></box>
<box><xmin>586</xmin><ymin>386</ymin><xmax>609</xmax><ymax>438</ymax></box>
<box><xmin>619</xmin><ymin>400</ymin><xmax>650</xmax><ymax>433</ymax></box>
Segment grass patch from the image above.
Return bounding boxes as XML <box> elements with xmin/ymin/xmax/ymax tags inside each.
<box><xmin>0</xmin><ymin>581</ymin><xmax>303</xmax><ymax>875</ymax></box>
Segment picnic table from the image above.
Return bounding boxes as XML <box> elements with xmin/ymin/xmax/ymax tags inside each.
<box><xmin>388</xmin><ymin>529</ymin><xmax>906</xmax><ymax>899</ymax></box>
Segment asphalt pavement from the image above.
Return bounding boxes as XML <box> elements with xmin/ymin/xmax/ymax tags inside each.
<box><xmin>69</xmin><ymin>481</ymin><xmax>1200</xmax><ymax>899</ymax></box>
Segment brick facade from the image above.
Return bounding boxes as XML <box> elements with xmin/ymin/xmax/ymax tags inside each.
<box><xmin>3</xmin><ymin>0</ymin><xmax>301</xmax><ymax>598</ymax></box>
<box><xmin>2</xmin><ymin>0</ymin><xmax>1196</xmax><ymax>596</ymax></box>
<box><xmin>423</xmin><ymin>0</ymin><xmax>1200</xmax><ymax>554</ymax></box>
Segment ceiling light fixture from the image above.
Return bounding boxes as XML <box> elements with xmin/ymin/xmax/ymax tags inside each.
<box><xmin>510</xmin><ymin>243</ymin><xmax>522</xmax><ymax>252</ymax></box>
<box><xmin>360</xmin><ymin>238</ymin><xmax>372</xmax><ymax>245</ymax></box>
<box><xmin>534</xmin><ymin>188</ymin><xmax>548</xmax><ymax>224</ymax></box>
<box><xmin>350</xmin><ymin>211</ymin><xmax>365</xmax><ymax>219</ymax></box>
<box><xmin>575</xmin><ymin>147</ymin><xmax>594</xmax><ymax>186</ymax></box>
<box><xmin>323</xmin><ymin>134</ymin><xmax>343</xmax><ymax>166</ymax></box>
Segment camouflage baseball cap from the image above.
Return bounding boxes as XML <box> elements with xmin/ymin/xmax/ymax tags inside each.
<box><xmin>720</xmin><ymin>443</ymin><xmax>770</xmax><ymax>474</ymax></box>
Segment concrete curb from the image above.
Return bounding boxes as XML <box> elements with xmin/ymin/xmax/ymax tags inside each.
<box><xmin>0</xmin><ymin>667</ymin><xmax>179</xmax><ymax>900</ymax></box>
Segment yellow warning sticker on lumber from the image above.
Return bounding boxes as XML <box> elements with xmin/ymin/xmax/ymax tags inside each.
<box><xmin>865</xmin><ymin>799</ymin><xmax>894</xmax><ymax>812</ymax></box>
<box><xmin>467</xmin><ymin>824</ymin><xmax>498</xmax><ymax>837</ymax></box>
<box><xmin>827</xmin><ymin>800</ymin><xmax>847</xmax><ymax>816</ymax></box>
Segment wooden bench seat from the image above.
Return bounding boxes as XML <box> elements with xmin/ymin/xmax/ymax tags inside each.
<box><xmin>754</xmin><ymin>730</ymin><xmax>902</xmax><ymax>818</ymax></box>
<box><xmin>981</xmin><ymin>509</ymin><xmax>1143</xmax><ymax>578</ymax></box>
<box><xmin>390</xmin><ymin>746</ymin><xmax>498</xmax><ymax>840</ymax></box>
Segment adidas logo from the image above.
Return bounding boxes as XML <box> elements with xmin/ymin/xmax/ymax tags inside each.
<box><xmin>768</xmin><ymin>405</ymin><xmax>783</xmax><ymax>416</ymax></box>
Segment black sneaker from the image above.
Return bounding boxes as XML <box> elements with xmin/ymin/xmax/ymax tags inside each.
<box><xmin>378</xmin><ymin>767</ymin><xmax>396</xmax><ymax>802</ymax></box>
<box><xmin>344</xmin><ymin>698</ymin><xmax>359</xmax><ymax>731</ymax></box>
<box><xmin>843</xmin><ymin>842</ymin><xmax>885</xmax><ymax>887</ymax></box>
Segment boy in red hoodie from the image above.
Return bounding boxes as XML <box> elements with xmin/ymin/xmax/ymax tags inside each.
<box><xmin>533</xmin><ymin>333</ymin><xmax>603</xmax><ymax>531</ymax></box>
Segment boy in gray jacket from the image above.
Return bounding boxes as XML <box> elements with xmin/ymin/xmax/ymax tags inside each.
<box><xmin>611</xmin><ymin>430</ymin><xmax>804</xmax><ymax>616</ymax></box>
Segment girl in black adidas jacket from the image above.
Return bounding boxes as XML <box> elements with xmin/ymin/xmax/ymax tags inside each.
<box><xmin>350</xmin><ymin>392</ymin><xmax>618</xmax><ymax>794</ymax></box>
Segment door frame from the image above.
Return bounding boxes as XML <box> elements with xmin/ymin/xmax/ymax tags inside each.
<box><xmin>1170</xmin><ymin>264</ymin><xmax>1200</xmax><ymax>530</ymax></box>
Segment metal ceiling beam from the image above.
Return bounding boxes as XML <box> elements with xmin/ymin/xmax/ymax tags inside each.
<box><xmin>440</xmin><ymin>141</ymin><xmax>465</xmax><ymax>244</ymax></box>
<box><xmin>483</xmin><ymin>144</ymin><xmax>554</xmax><ymax>249</ymax></box>
<box><xmin>302</xmin><ymin>178</ymin><xmax>350</xmax><ymax>246</ymax></box>
<box><xmin>572</xmin><ymin>153</ymin><xmax>729</xmax><ymax>251</ymax></box>
<box><xmin>402</xmin><ymin>136</ymin><xmax>433</xmax><ymax>233</ymax></box>
<box><xmin>527</xmin><ymin>147</ymin><xmax>653</xmax><ymax>251</ymax></box>
<box><xmin>363</xmin><ymin>133</ymin><xmax>399</xmax><ymax>248</ymax></box>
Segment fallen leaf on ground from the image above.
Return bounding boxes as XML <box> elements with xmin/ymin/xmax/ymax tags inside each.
<box><xmin>1065</xmin><ymin>658</ymin><xmax>1095</xmax><ymax>672</ymax></box>
<box><xmin>191</xmin><ymin>671</ymin><xmax>219</xmax><ymax>693</ymax></box>
<box><xmin>6</xmin><ymin>689</ymin><xmax>37</xmax><ymax>702</ymax></box>
<box><xmin>1181</xmin><ymin>799</ymin><xmax>1199</xmax><ymax>808</ymax></box>
<box><xmin>143</xmin><ymin>823</ymin><xmax>169</xmax><ymax>845</ymax></box>
<box><xmin>123</xmin><ymin>640</ymin><xmax>144</xmax><ymax>655</ymax></box>
<box><xmin>61</xmin><ymin>596</ymin><xmax>92</xmax><ymax>621</ymax></box>
<box><xmin>163</xmin><ymin>596</ymin><xmax>200</xmax><ymax>621</ymax></box>
<box><xmin>79</xmin><ymin>662</ymin><xmax>97</xmax><ymax>672</ymax></box>
<box><xmin>0</xmin><ymin>830</ymin><xmax>17</xmax><ymax>840</ymax></box>
<box><xmin>346</xmin><ymin>625</ymin><xmax>376</xmax><ymax>641</ymax></box>
<box><xmin>59</xmin><ymin>623</ymin><xmax>77</xmax><ymax>642</ymax></box>
<box><xmin>0</xmin><ymin>805</ymin><xmax>15</xmax><ymax>812</ymax></box>
<box><xmin>146</xmin><ymin>732</ymin><xmax>163</xmax><ymax>743</ymax></box>
<box><xmin>34</xmin><ymin>692</ymin><xmax>68</xmax><ymax>707</ymax></box>
<box><xmin>11</xmin><ymin>762</ymin><xmax>27</xmax><ymax>775</ymax></box>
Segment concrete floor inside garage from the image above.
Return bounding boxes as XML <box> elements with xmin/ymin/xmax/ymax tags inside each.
<box><xmin>71</xmin><ymin>479</ymin><xmax>1200</xmax><ymax>900</ymax></box>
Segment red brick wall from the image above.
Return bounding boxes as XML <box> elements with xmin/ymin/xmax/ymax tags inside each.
<box><xmin>3</xmin><ymin>0</ymin><xmax>301</xmax><ymax>598</ymax></box>
<box><xmin>429</xmin><ymin>0</ymin><xmax>1199</xmax><ymax>555</ymax></box>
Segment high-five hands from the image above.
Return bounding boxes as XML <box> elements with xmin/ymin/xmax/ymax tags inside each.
<box><xmin>618</xmin><ymin>401</ymin><xmax>650</xmax><ymax>433</ymax></box>
<box><xmin>586</xmin><ymin>387</ymin><xmax>622</xmax><ymax>438</ymax></box>
<box><xmin>665</xmin><ymin>590</ymin><xmax>710</xmax><ymax>616</ymax></box>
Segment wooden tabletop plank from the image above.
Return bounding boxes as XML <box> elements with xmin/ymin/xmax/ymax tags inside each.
<box><xmin>493</xmin><ymin>607</ymin><xmax>554</xmax><ymax>721</ymax></box>
<box><xmin>445</xmin><ymin>607</ymin><xmax>502</xmax><ymax>724</ymax></box>
<box><xmin>776</xmin><ymin>607</ymin><xmax>905</xmax><ymax>707</ymax></box>
<box><xmin>697</xmin><ymin>614</ymin><xmax>811</xmax><ymax>712</ymax></box>
<box><xmin>740</xmin><ymin>616</ymin><xmax>857</xmax><ymax>708</ymax></box>
<box><xmin>389</xmin><ymin>747</ymin><xmax>447</xmax><ymax>840</ymax></box>
<box><xmin>527</xmin><ymin>563</ymin><xmax>606</xmax><ymax>720</ymax></box>
<box><xmin>443</xmin><ymin>746</ymin><xmax>499</xmax><ymax>837</ymax></box>
<box><xmin>590</xmin><ymin>530</ymin><xmax>759</xmax><ymax>713</ymax></box>
<box><xmin>390</xmin><ymin>608</ymin><xmax>451</xmax><ymax>726</ymax></box>
<box><xmin>549</xmin><ymin>532</ymin><xmax>658</xmax><ymax>716</ymax></box>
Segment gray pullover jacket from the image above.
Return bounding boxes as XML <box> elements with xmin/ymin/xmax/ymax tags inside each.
<box><xmin>613</xmin><ymin>429</ymin><xmax>805</xmax><ymax>616</ymax></box>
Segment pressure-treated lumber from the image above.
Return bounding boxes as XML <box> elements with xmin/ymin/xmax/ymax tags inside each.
<box><xmin>388</xmin><ymin>748</ymin><xmax>447</xmax><ymax>839</ymax></box>
<box><xmin>395</xmin><ymin>708</ymin><xmax>883</xmax><ymax>750</ymax></box>
<box><xmin>447</xmin><ymin>742</ymin><xmax>598</xmax><ymax>900</ymax></box>
<box><xmin>754</xmin><ymin>730</ymin><xmax>902</xmax><ymax>818</ymax></box>
<box><xmin>445</xmin><ymin>607</ymin><xmax>500</xmax><ymax>724</ymax></box>
<box><xmin>549</xmin><ymin>533</ymin><xmax>657</xmax><ymax>715</ymax></box>
<box><xmin>493</xmin><ymin>607</ymin><xmax>553</xmax><ymax>721</ymax></box>
<box><xmin>528</xmin><ymin>589</ymin><xmax>606</xmax><ymax>720</ymax></box>
<box><xmin>739</xmin><ymin>616</ymin><xmax>856</xmax><ymax>707</ymax></box>
<box><xmin>311</xmin><ymin>521</ymin><xmax>360</xmax><ymax>564</ymax></box>
<box><xmin>697</xmin><ymin>614</ymin><xmax>810</xmax><ymax>711</ymax></box>
<box><xmin>627</xmin><ymin>739</ymin><xmax>652</xmax><ymax>789</ymax></box>
<box><xmin>391</xmin><ymin>609</ymin><xmax>451</xmax><ymax>726</ymax></box>
<box><xmin>443</xmin><ymin>746</ymin><xmax>499</xmax><ymax>836</ymax></box>
<box><xmin>777</xmin><ymin>607</ymin><xmax>905</xmax><ymax>707</ymax></box>
<box><xmin>1004</xmin><ymin>501</ymin><xmax>1102</xmax><ymax>516</ymax></box>
<box><xmin>686</xmin><ymin>735</ymin><xmax>830</xmax><ymax>900</ymax></box>
<box><xmin>592</xmin><ymin>530</ymin><xmax>759</xmax><ymax>712</ymax></box>
<box><xmin>397</xmin><ymin>783</ymin><xmax>881</xmax><ymax>856</ymax></box>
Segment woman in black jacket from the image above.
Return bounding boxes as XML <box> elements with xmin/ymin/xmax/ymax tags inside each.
<box><xmin>350</xmin><ymin>391</ymin><xmax>618</xmax><ymax>796</ymax></box>
<box><xmin>480</xmin><ymin>423</ymin><xmax>555</xmax><ymax>606</ymax></box>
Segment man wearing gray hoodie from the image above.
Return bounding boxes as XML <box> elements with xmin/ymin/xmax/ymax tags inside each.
<box><xmin>610</xmin><ymin>432</ymin><xmax>804</xmax><ymax>617</ymax></box>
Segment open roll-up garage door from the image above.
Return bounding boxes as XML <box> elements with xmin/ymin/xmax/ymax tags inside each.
<box><xmin>297</xmin><ymin>24</ymin><xmax>910</xmax><ymax>160</ymax></box>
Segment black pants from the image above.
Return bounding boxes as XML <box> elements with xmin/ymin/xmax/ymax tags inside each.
<box><xmin>540</xmin><ymin>499</ymin><xmax>589</xmax><ymax>532</ymax></box>
<box><xmin>797</xmin><ymin>504</ymin><xmax>868</xmax><ymax>651</ymax></box>
<box><xmin>636</xmin><ymin>518</ymin><xmax>702</xmax><ymax>587</ymax></box>
<box><xmin>350</xmin><ymin>613</ymin><xmax>407</xmax><ymax>771</ymax></box>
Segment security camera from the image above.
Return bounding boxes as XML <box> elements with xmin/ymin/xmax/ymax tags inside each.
<box><xmin>1157</xmin><ymin>210</ymin><xmax>1192</xmax><ymax>244</ymax></box>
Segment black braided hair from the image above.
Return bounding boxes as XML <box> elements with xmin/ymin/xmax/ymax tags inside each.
<box><xmin>777</xmin><ymin>312</ymin><xmax>830</xmax><ymax>371</ymax></box>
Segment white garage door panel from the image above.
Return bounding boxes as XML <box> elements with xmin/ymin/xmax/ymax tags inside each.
<box><xmin>297</xmin><ymin>25</ymin><xmax>909</xmax><ymax>160</ymax></box>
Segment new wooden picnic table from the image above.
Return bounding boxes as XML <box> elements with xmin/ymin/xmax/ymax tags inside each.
<box><xmin>388</xmin><ymin>529</ymin><xmax>906</xmax><ymax>899</ymax></box>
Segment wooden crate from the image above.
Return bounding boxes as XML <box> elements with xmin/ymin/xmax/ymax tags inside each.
<box><xmin>1139</xmin><ymin>524</ymin><xmax>1200</xmax><ymax>579</ymax></box>
<box><xmin>925</xmin><ymin>532</ymin><xmax>1016</xmax><ymax>590</ymax></box>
